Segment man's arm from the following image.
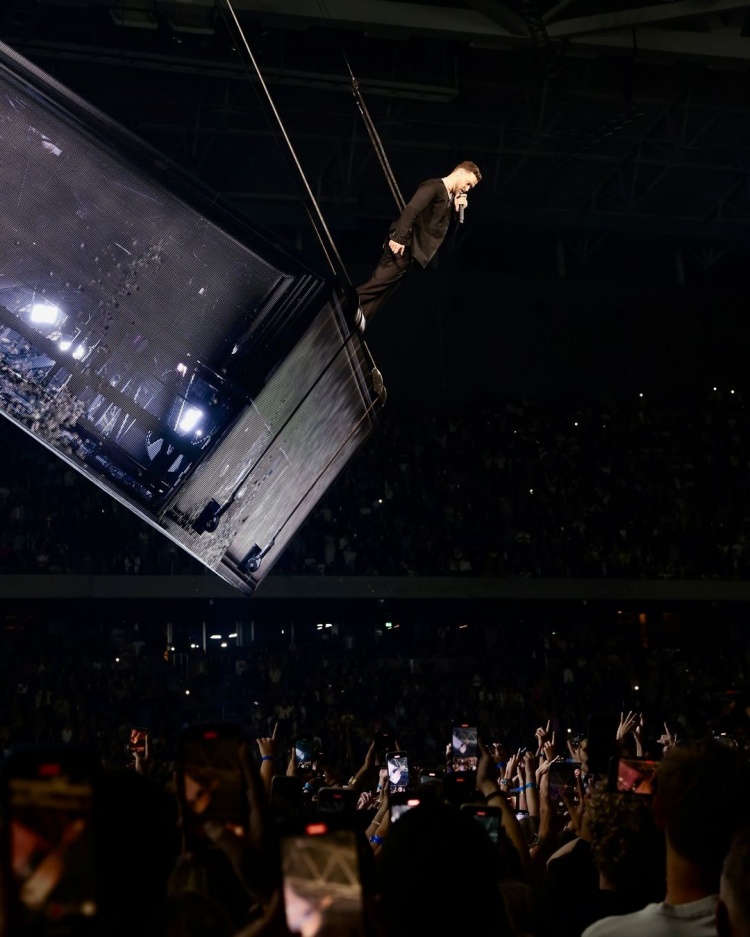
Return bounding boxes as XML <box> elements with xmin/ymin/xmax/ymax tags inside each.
<box><xmin>390</xmin><ymin>182</ymin><xmax>442</xmax><ymax>249</ymax></box>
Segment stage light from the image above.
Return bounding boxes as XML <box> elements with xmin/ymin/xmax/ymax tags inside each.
<box><xmin>30</xmin><ymin>303</ymin><xmax>61</xmax><ymax>325</ymax></box>
<box><xmin>220</xmin><ymin>642</ymin><xmax>227</xmax><ymax>647</ymax></box>
<box><xmin>58</xmin><ymin>339</ymin><xmax>72</xmax><ymax>351</ymax></box>
<box><xmin>178</xmin><ymin>406</ymin><xmax>203</xmax><ymax>433</ymax></box>
<box><xmin>72</xmin><ymin>343</ymin><xmax>87</xmax><ymax>360</ymax></box>
<box><xmin>176</xmin><ymin>363</ymin><xmax>188</xmax><ymax>376</ymax></box>
<box><xmin>210</xmin><ymin>634</ymin><xmax>221</xmax><ymax>640</ymax></box>
<box><xmin>228</xmin><ymin>632</ymin><xmax>238</xmax><ymax>638</ymax></box>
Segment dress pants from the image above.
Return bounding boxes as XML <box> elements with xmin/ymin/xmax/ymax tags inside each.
<box><xmin>356</xmin><ymin>236</ymin><xmax>412</xmax><ymax>322</ymax></box>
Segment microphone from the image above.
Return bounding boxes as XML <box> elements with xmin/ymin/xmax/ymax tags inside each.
<box><xmin>458</xmin><ymin>197</ymin><xmax>466</xmax><ymax>224</ymax></box>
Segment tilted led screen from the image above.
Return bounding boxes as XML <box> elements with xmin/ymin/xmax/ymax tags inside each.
<box><xmin>0</xmin><ymin>40</ymin><xmax>382</xmax><ymax>593</ymax></box>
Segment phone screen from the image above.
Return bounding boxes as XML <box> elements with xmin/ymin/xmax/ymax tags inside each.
<box><xmin>451</xmin><ymin>725</ymin><xmax>478</xmax><ymax>772</ymax></box>
<box><xmin>280</xmin><ymin>823</ymin><xmax>365</xmax><ymax>936</ymax></box>
<box><xmin>179</xmin><ymin>725</ymin><xmax>246</xmax><ymax>844</ymax></box>
<box><xmin>5</xmin><ymin>754</ymin><xmax>98</xmax><ymax>934</ymax></box>
<box><xmin>294</xmin><ymin>739</ymin><xmax>314</xmax><ymax>771</ymax></box>
<box><xmin>611</xmin><ymin>757</ymin><xmax>659</xmax><ymax>795</ymax></box>
<box><xmin>386</xmin><ymin>752</ymin><xmax>409</xmax><ymax>793</ymax></box>
<box><xmin>127</xmin><ymin>727</ymin><xmax>148</xmax><ymax>756</ymax></box>
<box><xmin>548</xmin><ymin>762</ymin><xmax>580</xmax><ymax>802</ymax></box>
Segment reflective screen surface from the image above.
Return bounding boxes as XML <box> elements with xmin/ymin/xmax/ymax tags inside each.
<box><xmin>0</xmin><ymin>41</ymin><xmax>380</xmax><ymax>593</ymax></box>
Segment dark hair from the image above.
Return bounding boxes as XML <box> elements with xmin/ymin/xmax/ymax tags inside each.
<box><xmin>587</xmin><ymin>786</ymin><xmax>664</xmax><ymax>896</ymax></box>
<box><xmin>454</xmin><ymin>160</ymin><xmax>482</xmax><ymax>182</ymax></box>
<box><xmin>377</xmin><ymin>803</ymin><xmax>510</xmax><ymax>934</ymax></box>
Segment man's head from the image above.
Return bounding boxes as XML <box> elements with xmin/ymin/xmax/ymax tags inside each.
<box><xmin>719</xmin><ymin>827</ymin><xmax>750</xmax><ymax>937</ymax></box>
<box><xmin>449</xmin><ymin>161</ymin><xmax>481</xmax><ymax>194</ymax></box>
<box><xmin>654</xmin><ymin>738</ymin><xmax>750</xmax><ymax>893</ymax></box>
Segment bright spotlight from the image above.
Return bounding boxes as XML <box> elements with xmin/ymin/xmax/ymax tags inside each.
<box><xmin>228</xmin><ymin>632</ymin><xmax>238</xmax><ymax>638</ymax></box>
<box><xmin>220</xmin><ymin>642</ymin><xmax>227</xmax><ymax>648</ymax></box>
<box><xmin>30</xmin><ymin>303</ymin><xmax>61</xmax><ymax>325</ymax></box>
<box><xmin>178</xmin><ymin>406</ymin><xmax>203</xmax><ymax>432</ymax></box>
<box><xmin>209</xmin><ymin>634</ymin><xmax>221</xmax><ymax>640</ymax></box>
<box><xmin>58</xmin><ymin>339</ymin><xmax>72</xmax><ymax>352</ymax></box>
<box><xmin>72</xmin><ymin>344</ymin><xmax>87</xmax><ymax>360</ymax></box>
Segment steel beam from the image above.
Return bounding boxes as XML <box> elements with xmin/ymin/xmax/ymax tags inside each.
<box><xmin>547</xmin><ymin>0</ymin><xmax>750</xmax><ymax>37</ymax></box>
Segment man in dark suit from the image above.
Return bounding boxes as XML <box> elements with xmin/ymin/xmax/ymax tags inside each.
<box><xmin>355</xmin><ymin>160</ymin><xmax>481</xmax><ymax>329</ymax></box>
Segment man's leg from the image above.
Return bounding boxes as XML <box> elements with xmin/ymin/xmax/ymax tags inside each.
<box><xmin>357</xmin><ymin>240</ymin><xmax>411</xmax><ymax>323</ymax></box>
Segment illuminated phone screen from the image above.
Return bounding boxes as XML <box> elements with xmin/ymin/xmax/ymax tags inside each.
<box><xmin>614</xmin><ymin>758</ymin><xmax>658</xmax><ymax>795</ymax></box>
<box><xmin>295</xmin><ymin>740</ymin><xmax>313</xmax><ymax>768</ymax></box>
<box><xmin>451</xmin><ymin>726</ymin><xmax>478</xmax><ymax>772</ymax></box>
<box><xmin>387</xmin><ymin>754</ymin><xmax>410</xmax><ymax>793</ymax></box>
<box><xmin>281</xmin><ymin>827</ymin><xmax>365</xmax><ymax>936</ymax></box>
<box><xmin>8</xmin><ymin>768</ymin><xmax>97</xmax><ymax>929</ymax></box>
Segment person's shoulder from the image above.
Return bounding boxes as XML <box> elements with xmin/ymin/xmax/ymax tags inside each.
<box><xmin>582</xmin><ymin>904</ymin><xmax>662</xmax><ymax>937</ymax></box>
<box><xmin>416</xmin><ymin>178</ymin><xmax>444</xmax><ymax>191</ymax></box>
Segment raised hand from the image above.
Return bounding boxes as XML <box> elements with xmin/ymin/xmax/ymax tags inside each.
<box><xmin>256</xmin><ymin>722</ymin><xmax>278</xmax><ymax>760</ymax></box>
<box><xmin>658</xmin><ymin>721</ymin><xmax>679</xmax><ymax>752</ymax></box>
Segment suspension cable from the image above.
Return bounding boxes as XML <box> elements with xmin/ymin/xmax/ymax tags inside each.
<box><xmin>217</xmin><ymin>0</ymin><xmax>350</xmax><ymax>284</ymax></box>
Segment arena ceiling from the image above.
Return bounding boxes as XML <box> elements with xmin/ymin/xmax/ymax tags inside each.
<box><xmin>3</xmin><ymin>0</ymin><xmax>750</xmax><ymax>280</ymax></box>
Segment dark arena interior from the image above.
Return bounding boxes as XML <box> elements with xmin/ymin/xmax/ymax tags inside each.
<box><xmin>2</xmin><ymin>2</ymin><xmax>750</xmax><ymax>935</ymax></box>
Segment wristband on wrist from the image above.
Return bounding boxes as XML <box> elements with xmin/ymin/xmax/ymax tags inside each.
<box><xmin>370</xmin><ymin>834</ymin><xmax>384</xmax><ymax>845</ymax></box>
<box><xmin>261</xmin><ymin>755</ymin><xmax>273</xmax><ymax>762</ymax></box>
<box><xmin>485</xmin><ymin>791</ymin><xmax>505</xmax><ymax>803</ymax></box>
<box><xmin>524</xmin><ymin>782</ymin><xmax>536</xmax><ymax>790</ymax></box>
<box><xmin>510</xmin><ymin>786</ymin><xmax>523</xmax><ymax>794</ymax></box>
<box><xmin>499</xmin><ymin>779</ymin><xmax>511</xmax><ymax>786</ymax></box>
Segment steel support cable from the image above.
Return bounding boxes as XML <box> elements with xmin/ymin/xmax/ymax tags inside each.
<box><xmin>217</xmin><ymin>0</ymin><xmax>349</xmax><ymax>285</ymax></box>
<box><xmin>343</xmin><ymin>55</ymin><xmax>406</xmax><ymax>214</ymax></box>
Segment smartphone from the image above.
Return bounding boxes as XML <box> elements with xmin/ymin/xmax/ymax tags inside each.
<box><xmin>460</xmin><ymin>803</ymin><xmax>501</xmax><ymax>844</ymax></box>
<box><xmin>548</xmin><ymin>761</ymin><xmax>581</xmax><ymax>803</ymax></box>
<box><xmin>294</xmin><ymin>738</ymin><xmax>314</xmax><ymax>772</ymax></box>
<box><xmin>271</xmin><ymin>775</ymin><xmax>303</xmax><ymax>818</ymax></box>
<box><xmin>177</xmin><ymin>723</ymin><xmax>246</xmax><ymax>849</ymax></box>
<box><xmin>316</xmin><ymin>787</ymin><xmax>358</xmax><ymax>815</ymax></box>
<box><xmin>1</xmin><ymin>745</ymin><xmax>99</xmax><ymax>937</ymax></box>
<box><xmin>450</xmin><ymin>724</ymin><xmax>478</xmax><ymax>772</ymax></box>
<box><xmin>386</xmin><ymin>751</ymin><xmax>409</xmax><ymax>793</ymax></box>
<box><xmin>127</xmin><ymin>726</ymin><xmax>148</xmax><ymax>757</ymax></box>
<box><xmin>607</xmin><ymin>756</ymin><xmax>659</xmax><ymax>795</ymax></box>
<box><xmin>279</xmin><ymin>818</ymin><xmax>367</xmax><ymax>936</ymax></box>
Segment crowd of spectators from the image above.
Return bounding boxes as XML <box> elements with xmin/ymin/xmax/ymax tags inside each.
<box><xmin>0</xmin><ymin>387</ymin><xmax>747</xmax><ymax>579</ymax></box>
<box><xmin>1</xmin><ymin>610</ymin><xmax>750</xmax><ymax>935</ymax></box>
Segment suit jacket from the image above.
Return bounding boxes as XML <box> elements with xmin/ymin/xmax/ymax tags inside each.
<box><xmin>390</xmin><ymin>178</ymin><xmax>453</xmax><ymax>268</ymax></box>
